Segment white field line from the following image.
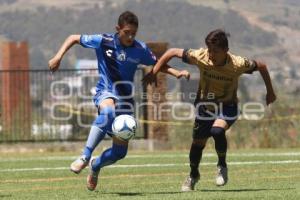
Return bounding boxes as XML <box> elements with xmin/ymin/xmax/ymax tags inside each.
<box><xmin>0</xmin><ymin>152</ymin><xmax>300</xmax><ymax>162</ymax></box>
<box><xmin>0</xmin><ymin>160</ymin><xmax>299</xmax><ymax>172</ymax></box>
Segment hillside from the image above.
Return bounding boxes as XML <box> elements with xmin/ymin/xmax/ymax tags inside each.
<box><xmin>0</xmin><ymin>0</ymin><xmax>278</xmax><ymax>65</ymax></box>
<box><xmin>0</xmin><ymin>0</ymin><xmax>298</xmax><ymax>96</ymax></box>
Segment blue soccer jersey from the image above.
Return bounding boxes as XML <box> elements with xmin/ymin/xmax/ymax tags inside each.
<box><xmin>80</xmin><ymin>33</ymin><xmax>157</xmax><ymax>103</ymax></box>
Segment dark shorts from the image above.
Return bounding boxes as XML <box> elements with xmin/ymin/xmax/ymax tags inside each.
<box><xmin>192</xmin><ymin>104</ymin><xmax>239</xmax><ymax>139</ymax></box>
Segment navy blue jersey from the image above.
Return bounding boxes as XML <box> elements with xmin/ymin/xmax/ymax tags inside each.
<box><xmin>80</xmin><ymin>33</ymin><xmax>157</xmax><ymax>100</ymax></box>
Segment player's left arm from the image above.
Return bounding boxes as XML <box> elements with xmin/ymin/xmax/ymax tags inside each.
<box><xmin>255</xmin><ymin>60</ymin><xmax>277</xmax><ymax>105</ymax></box>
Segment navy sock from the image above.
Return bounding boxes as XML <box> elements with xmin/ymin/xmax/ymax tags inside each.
<box><xmin>189</xmin><ymin>143</ymin><xmax>205</xmax><ymax>178</ymax></box>
<box><xmin>211</xmin><ymin>127</ymin><xmax>227</xmax><ymax>168</ymax></box>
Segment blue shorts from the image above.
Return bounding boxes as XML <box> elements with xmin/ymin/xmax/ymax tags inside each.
<box><xmin>93</xmin><ymin>91</ymin><xmax>134</xmax><ymax>116</ymax></box>
<box><xmin>192</xmin><ymin>104</ymin><xmax>239</xmax><ymax>139</ymax></box>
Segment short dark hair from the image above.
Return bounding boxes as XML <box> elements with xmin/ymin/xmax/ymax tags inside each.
<box><xmin>205</xmin><ymin>29</ymin><xmax>230</xmax><ymax>49</ymax></box>
<box><xmin>118</xmin><ymin>11</ymin><xmax>139</xmax><ymax>28</ymax></box>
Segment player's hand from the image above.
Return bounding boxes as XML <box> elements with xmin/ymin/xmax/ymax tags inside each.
<box><xmin>177</xmin><ymin>70</ymin><xmax>190</xmax><ymax>80</ymax></box>
<box><xmin>266</xmin><ymin>91</ymin><xmax>276</xmax><ymax>106</ymax></box>
<box><xmin>142</xmin><ymin>71</ymin><xmax>157</xmax><ymax>87</ymax></box>
<box><xmin>48</xmin><ymin>56</ymin><xmax>61</xmax><ymax>73</ymax></box>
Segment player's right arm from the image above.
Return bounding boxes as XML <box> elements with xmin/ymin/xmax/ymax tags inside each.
<box><xmin>152</xmin><ymin>48</ymin><xmax>185</xmax><ymax>75</ymax></box>
<box><xmin>151</xmin><ymin>48</ymin><xmax>201</xmax><ymax>75</ymax></box>
<box><xmin>142</xmin><ymin>48</ymin><xmax>185</xmax><ymax>85</ymax></box>
<box><xmin>48</xmin><ymin>35</ymin><xmax>81</xmax><ymax>72</ymax></box>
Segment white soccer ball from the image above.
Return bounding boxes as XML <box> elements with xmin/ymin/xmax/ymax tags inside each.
<box><xmin>112</xmin><ymin>115</ymin><xmax>137</xmax><ymax>141</ymax></box>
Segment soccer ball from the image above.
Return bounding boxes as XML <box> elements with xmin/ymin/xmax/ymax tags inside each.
<box><xmin>112</xmin><ymin>115</ymin><xmax>137</xmax><ymax>141</ymax></box>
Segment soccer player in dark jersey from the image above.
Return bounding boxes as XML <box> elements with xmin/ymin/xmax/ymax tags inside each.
<box><xmin>48</xmin><ymin>11</ymin><xmax>190</xmax><ymax>191</ymax></box>
<box><xmin>143</xmin><ymin>29</ymin><xmax>276</xmax><ymax>191</ymax></box>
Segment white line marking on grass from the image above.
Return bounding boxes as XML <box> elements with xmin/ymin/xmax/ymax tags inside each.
<box><xmin>129</xmin><ymin>152</ymin><xmax>300</xmax><ymax>158</ymax></box>
<box><xmin>1</xmin><ymin>152</ymin><xmax>300</xmax><ymax>162</ymax></box>
<box><xmin>0</xmin><ymin>167</ymin><xmax>69</xmax><ymax>172</ymax></box>
<box><xmin>0</xmin><ymin>160</ymin><xmax>299</xmax><ymax>172</ymax></box>
<box><xmin>0</xmin><ymin>156</ymin><xmax>78</xmax><ymax>162</ymax></box>
<box><xmin>109</xmin><ymin>160</ymin><xmax>300</xmax><ymax>167</ymax></box>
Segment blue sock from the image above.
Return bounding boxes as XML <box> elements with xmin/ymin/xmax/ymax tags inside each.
<box><xmin>92</xmin><ymin>143</ymin><xmax>128</xmax><ymax>172</ymax></box>
<box><xmin>82</xmin><ymin>126</ymin><xmax>105</xmax><ymax>160</ymax></box>
<box><xmin>82</xmin><ymin>107</ymin><xmax>115</xmax><ymax>160</ymax></box>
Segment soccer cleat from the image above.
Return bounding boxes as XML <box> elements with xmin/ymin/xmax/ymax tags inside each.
<box><xmin>181</xmin><ymin>175</ymin><xmax>200</xmax><ymax>192</ymax></box>
<box><xmin>70</xmin><ymin>156</ymin><xmax>89</xmax><ymax>174</ymax></box>
<box><xmin>216</xmin><ymin>165</ymin><xmax>228</xmax><ymax>186</ymax></box>
<box><xmin>87</xmin><ymin>158</ymin><xmax>99</xmax><ymax>191</ymax></box>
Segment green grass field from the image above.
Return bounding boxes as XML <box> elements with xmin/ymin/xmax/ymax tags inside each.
<box><xmin>0</xmin><ymin>148</ymin><xmax>300</xmax><ymax>200</ymax></box>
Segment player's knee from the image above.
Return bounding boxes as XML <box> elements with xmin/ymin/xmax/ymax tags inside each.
<box><xmin>93</xmin><ymin>106</ymin><xmax>115</xmax><ymax>130</ymax></box>
<box><xmin>211</xmin><ymin>127</ymin><xmax>227</xmax><ymax>149</ymax></box>
<box><xmin>101</xmin><ymin>106</ymin><xmax>115</xmax><ymax>118</ymax></box>
<box><xmin>192</xmin><ymin>138</ymin><xmax>207</xmax><ymax>149</ymax></box>
<box><xmin>210</xmin><ymin>127</ymin><xmax>225</xmax><ymax>137</ymax></box>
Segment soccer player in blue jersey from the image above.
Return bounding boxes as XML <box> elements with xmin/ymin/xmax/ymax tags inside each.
<box><xmin>48</xmin><ymin>11</ymin><xmax>190</xmax><ymax>191</ymax></box>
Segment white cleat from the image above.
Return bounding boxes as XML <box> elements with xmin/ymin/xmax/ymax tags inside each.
<box><xmin>70</xmin><ymin>156</ymin><xmax>89</xmax><ymax>174</ymax></box>
<box><xmin>181</xmin><ymin>175</ymin><xmax>200</xmax><ymax>192</ymax></box>
<box><xmin>87</xmin><ymin>158</ymin><xmax>99</xmax><ymax>191</ymax></box>
<box><xmin>216</xmin><ymin>166</ymin><xmax>228</xmax><ymax>186</ymax></box>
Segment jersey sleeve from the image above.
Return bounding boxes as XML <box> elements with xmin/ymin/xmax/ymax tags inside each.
<box><xmin>80</xmin><ymin>34</ymin><xmax>102</xmax><ymax>49</ymax></box>
<box><xmin>235</xmin><ymin>56</ymin><xmax>258</xmax><ymax>74</ymax></box>
<box><xmin>182</xmin><ymin>48</ymin><xmax>206</xmax><ymax>66</ymax></box>
<box><xmin>140</xmin><ymin>46</ymin><xmax>157</xmax><ymax>66</ymax></box>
